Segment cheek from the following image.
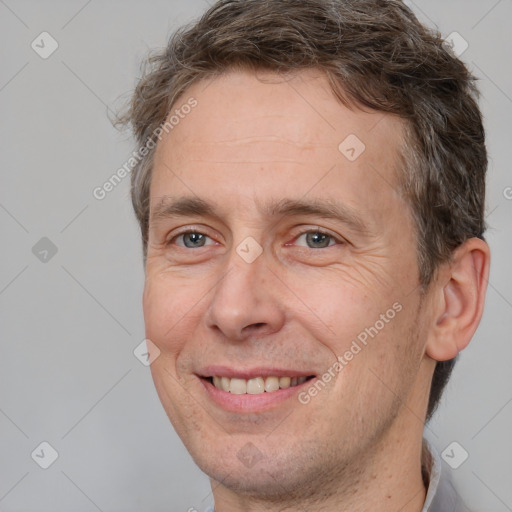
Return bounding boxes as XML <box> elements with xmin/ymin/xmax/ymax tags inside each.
<box><xmin>293</xmin><ymin>271</ymin><xmax>388</xmax><ymax>351</ymax></box>
<box><xmin>142</xmin><ymin>273</ymin><xmax>206</xmax><ymax>356</ymax></box>
<box><xmin>299</xmin><ymin>270</ymin><xmax>417</xmax><ymax>384</ymax></box>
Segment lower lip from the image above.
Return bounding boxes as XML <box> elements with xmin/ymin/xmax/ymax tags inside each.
<box><xmin>200</xmin><ymin>377</ymin><xmax>315</xmax><ymax>413</ymax></box>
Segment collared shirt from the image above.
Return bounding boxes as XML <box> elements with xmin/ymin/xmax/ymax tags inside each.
<box><xmin>422</xmin><ymin>439</ymin><xmax>473</xmax><ymax>512</ymax></box>
<box><xmin>204</xmin><ymin>439</ymin><xmax>472</xmax><ymax>512</ymax></box>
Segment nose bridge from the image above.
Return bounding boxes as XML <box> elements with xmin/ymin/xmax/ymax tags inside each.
<box><xmin>205</xmin><ymin>243</ymin><xmax>285</xmax><ymax>340</ymax></box>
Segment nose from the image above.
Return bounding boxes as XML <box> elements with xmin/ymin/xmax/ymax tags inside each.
<box><xmin>204</xmin><ymin>250</ymin><xmax>286</xmax><ymax>342</ymax></box>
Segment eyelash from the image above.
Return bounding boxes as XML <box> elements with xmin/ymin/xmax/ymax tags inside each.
<box><xmin>167</xmin><ymin>228</ymin><xmax>343</xmax><ymax>248</ymax></box>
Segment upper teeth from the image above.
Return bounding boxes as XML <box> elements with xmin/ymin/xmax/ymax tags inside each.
<box><xmin>212</xmin><ymin>376</ymin><xmax>308</xmax><ymax>394</ymax></box>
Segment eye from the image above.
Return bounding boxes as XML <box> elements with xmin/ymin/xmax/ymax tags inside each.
<box><xmin>171</xmin><ymin>231</ymin><xmax>215</xmax><ymax>248</ymax></box>
<box><xmin>294</xmin><ymin>230</ymin><xmax>339</xmax><ymax>249</ymax></box>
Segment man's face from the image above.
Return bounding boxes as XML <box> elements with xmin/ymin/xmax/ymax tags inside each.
<box><xmin>143</xmin><ymin>69</ymin><xmax>431</xmax><ymax>497</ymax></box>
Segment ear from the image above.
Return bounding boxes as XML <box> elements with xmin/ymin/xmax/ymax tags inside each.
<box><xmin>425</xmin><ymin>238</ymin><xmax>490</xmax><ymax>362</ymax></box>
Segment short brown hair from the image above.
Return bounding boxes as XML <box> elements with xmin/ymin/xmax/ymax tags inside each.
<box><xmin>117</xmin><ymin>0</ymin><xmax>487</xmax><ymax>420</ymax></box>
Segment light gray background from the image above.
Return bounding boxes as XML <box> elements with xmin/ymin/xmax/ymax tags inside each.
<box><xmin>0</xmin><ymin>0</ymin><xmax>511</xmax><ymax>510</ymax></box>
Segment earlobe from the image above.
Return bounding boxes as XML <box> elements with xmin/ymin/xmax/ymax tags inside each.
<box><xmin>426</xmin><ymin>238</ymin><xmax>490</xmax><ymax>362</ymax></box>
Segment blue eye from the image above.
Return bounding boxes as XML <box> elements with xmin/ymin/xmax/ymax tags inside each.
<box><xmin>174</xmin><ymin>232</ymin><xmax>213</xmax><ymax>248</ymax></box>
<box><xmin>295</xmin><ymin>231</ymin><xmax>337</xmax><ymax>248</ymax></box>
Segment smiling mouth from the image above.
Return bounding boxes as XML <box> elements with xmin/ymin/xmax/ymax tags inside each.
<box><xmin>205</xmin><ymin>375</ymin><xmax>315</xmax><ymax>395</ymax></box>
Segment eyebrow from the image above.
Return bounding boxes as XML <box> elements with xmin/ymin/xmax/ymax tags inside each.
<box><xmin>151</xmin><ymin>196</ymin><xmax>215</xmax><ymax>222</ymax></box>
<box><xmin>150</xmin><ymin>196</ymin><xmax>369</xmax><ymax>234</ymax></box>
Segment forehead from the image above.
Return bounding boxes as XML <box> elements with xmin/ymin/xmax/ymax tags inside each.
<box><xmin>151</xmin><ymin>68</ymin><xmax>407</xmax><ymax>223</ymax></box>
<box><xmin>160</xmin><ymin>68</ymin><xmax>403</xmax><ymax>149</ymax></box>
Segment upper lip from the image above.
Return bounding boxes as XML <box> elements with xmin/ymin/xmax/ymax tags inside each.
<box><xmin>196</xmin><ymin>365</ymin><xmax>317</xmax><ymax>380</ymax></box>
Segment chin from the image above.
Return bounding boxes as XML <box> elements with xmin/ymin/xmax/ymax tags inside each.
<box><xmin>204</xmin><ymin>460</ymin><xmax>304</xmax><ymax>498</ymax></box>
<box><xmin>190</xmin><ymin>439</ymin><xmax>326</xmax><ymax>500</ymax></box>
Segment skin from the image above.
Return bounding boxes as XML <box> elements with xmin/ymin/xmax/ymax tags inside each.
<box><xmin>143</xmin><ymin>69</ymin><xmax>490</xmax><ymax>511</ymax></box>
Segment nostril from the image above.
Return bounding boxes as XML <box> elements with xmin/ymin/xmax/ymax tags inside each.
<box><xmin>244</xmin><ymin>322</ymin><xmax>267</xmax><ymax>332</ymax></box>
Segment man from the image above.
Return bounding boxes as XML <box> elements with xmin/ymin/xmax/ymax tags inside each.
<box><xmin>118</xmin><ymin>0</ymin><xmax>490</xmax><ymax>510</ymax></box>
